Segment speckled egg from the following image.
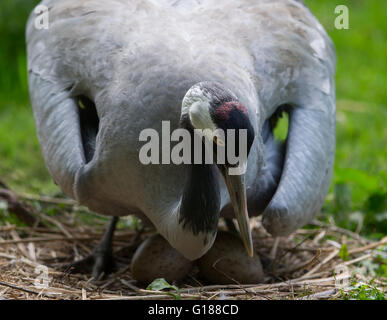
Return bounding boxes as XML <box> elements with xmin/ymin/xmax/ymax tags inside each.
<box><xmin>130</xmin><ymin>234</ymin><xmax>193</xmax><ymax>284</ymax></box>
<box><xmin>197</xmin><ymin>231</ymin><xmax>264</xmax><ymax>284</ymax></box>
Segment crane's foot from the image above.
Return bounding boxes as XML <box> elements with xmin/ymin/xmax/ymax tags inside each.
<box><xmin>66</xmin><ymin>243</ymin><xmax>116</xmax><ymax>280</ymax></box>
<box><xmin>64</xmin><ymin>217</ymin><xmax>118</xmax><ymax>281</ymax></box>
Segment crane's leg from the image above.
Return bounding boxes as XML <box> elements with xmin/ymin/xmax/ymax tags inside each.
<box><xmin>66</xmin><ymin>217</ymin><xmax>118</xmax><ymax>280</ymax></box>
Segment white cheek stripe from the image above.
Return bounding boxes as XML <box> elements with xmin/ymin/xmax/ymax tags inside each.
<box><xmin>189</xmin><ymin>101</ymin><xmax>216</xmax><ymax>132</ymax></box>
<box><xmin>182</xmin><ymin>84</ymin><xmax>216</xmax><ymax>131</ymax></box>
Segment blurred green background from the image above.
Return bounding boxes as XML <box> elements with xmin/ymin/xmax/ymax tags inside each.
<box><xmin>0</xmin><ymin>0</ymin><xmax>386</xmax><ymax>237</ymax></box>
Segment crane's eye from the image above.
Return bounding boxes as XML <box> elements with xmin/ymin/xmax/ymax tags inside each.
<box><xmin>213</xmin><ymin>135</ymin><xmax>225</xmax><ymax>147</ymax></box>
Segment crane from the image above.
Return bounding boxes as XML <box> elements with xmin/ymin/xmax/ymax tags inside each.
<box><xmin>26</xmin><ymin>0</ymin><xmax>335</xmax><ymax>279</ymax></box>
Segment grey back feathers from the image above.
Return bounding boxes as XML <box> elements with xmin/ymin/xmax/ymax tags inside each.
<box><xmin>27</xmin><ymin>0</ymin><xmax>335</xmax><ymax>257</ymax></box>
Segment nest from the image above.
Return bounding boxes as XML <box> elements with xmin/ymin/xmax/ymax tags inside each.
<box><xmin>0</xmin><ymin>183</ymin><xmax>386</xmax><ymax>300</ymax></box>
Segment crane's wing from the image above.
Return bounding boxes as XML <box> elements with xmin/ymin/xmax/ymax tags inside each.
<box><xmin>247</xmin><ymin>0</ymin><xmax>336</xmax><ymax>236</ymax></box>
<box><xmin>262</xmin><ymin>105</ymin><xmax>335</xmax><ymax>236</ymax></box>
<box><xmin>26</xmin><ymin>0</ymin><xmax>137</xmax><ymax>200</ymax></box>
<box><xmin>27</xmin><ymin>76</ymin><xmax>86</xmax><ymax>199</ymax></box>
<box><xmin>26</xmin><ymin>8</ymin><xmax>87</xmax><ymax>199</ymax></box>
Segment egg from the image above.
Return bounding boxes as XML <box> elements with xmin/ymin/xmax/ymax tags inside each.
<box><xmin>197</xmin><ymin>231</ymin><xmax>264</xmax><ymax>284</ymax></box>
<box><xmin>130</xmin><ymin>234</ymin><xmax>193</xmax><ymax>284</ymax></box>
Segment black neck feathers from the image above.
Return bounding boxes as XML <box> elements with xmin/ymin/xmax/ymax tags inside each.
<box><xmin>178</xmin><ymin>124</ymin><xmax>220</xmax><ymax>239</ymax></box>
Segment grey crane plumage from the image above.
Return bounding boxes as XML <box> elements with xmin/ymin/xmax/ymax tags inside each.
<box><xmin>27</xmin><ymin>0</ymin><xmax>336</xmax><ymax>262</ymax></box>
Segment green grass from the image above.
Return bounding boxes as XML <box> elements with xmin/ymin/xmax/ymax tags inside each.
<box><xmin>305</xmin><ymin>0</ymin><xmax>387</xmax><ymax>105</ymax></box>
<box><xmin>341</xmin><ymin>283</ymin><xmax>386</xmax><ymax>300</ymax></box>
<box><xmin>0</xmin><ymin>103</ymin><xmax>56</xmax><ymax>194</ymax></box>
<box><xmin>0</xmin><ymin>0</ymin><xmax>386</xmax><ymax>236</ymax></box>
<box><xmin>306</xmin><ymin>0</ymin><xmax>387</xmax><ymax>237</ymax></box>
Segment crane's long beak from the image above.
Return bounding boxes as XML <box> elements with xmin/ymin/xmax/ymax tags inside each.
<box><xmin>222</xmin><ymin>170</ymin><xmax>254</xmax><ymax>257</ymax></box>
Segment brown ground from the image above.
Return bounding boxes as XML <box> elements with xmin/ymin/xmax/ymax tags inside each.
<box><xmin>0</xmin><ymin>186</ymin><xmax>385</xmax><ymax>300</ymax></box>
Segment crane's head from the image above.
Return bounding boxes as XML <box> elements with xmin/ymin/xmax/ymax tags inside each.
<box><xmin>181</xmin><ymin>81</ymin><xmax>255</xmax><ymax>257</ymax></box>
